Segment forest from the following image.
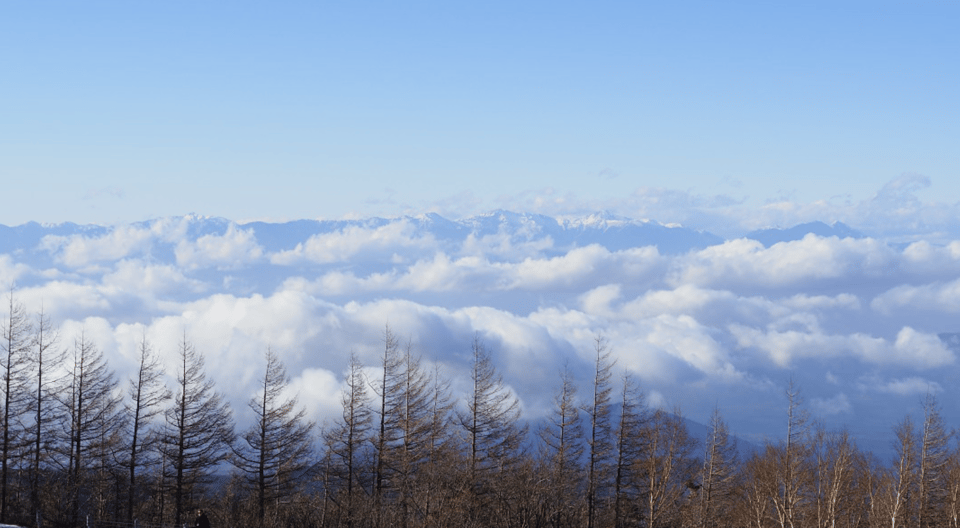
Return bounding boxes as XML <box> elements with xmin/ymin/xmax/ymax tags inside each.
<box><xmin>0</xmin><ymin>292</ymin><xmax>957</xmax><ymax>528</ymax></box>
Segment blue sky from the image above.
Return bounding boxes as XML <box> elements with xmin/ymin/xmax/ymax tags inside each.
<box><xmin>2</xmin><ymin>1</ymin><xmax>957</xmax><ymax>226</ymax></box>
<box><xmin>2</xmin><ymin>2</ymin><xmax>960</xmax><ymax>455</ymax></box>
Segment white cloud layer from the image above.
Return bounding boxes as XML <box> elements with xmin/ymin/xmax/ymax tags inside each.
<box><xmin>5</xmin><ymin>181</ymin><xmax>960</xmax><ymax>455</ymax></box>
<box><xmin>175</xmin><ymin>225</ymin><xmax>264</xmax><ymax>269</ymax></box>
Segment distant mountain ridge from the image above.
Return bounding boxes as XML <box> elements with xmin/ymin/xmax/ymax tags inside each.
<box><xmin>744</xmin><ymin>221</ymin><xmax>864</xmax><ymax>247</ymax></box>
<box><xmin>0</xmin><ymin>212</ymin><xmax>868</xmax><ymax>261</ymax></box>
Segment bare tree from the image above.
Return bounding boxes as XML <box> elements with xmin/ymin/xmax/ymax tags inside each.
<box><xmin>741</xmin><ymin>449</ymin><xmax>777</xmax><ymax>528</ymax></box>
<box><xmin>887</xmin><ymin>415</ymin><xmax>917</xmax><ymax>528</ymax></box>
<box><xmin>640</xmin><ymin>408</ymin><xmax>699</xmax><ymax>528</ymax></box>
<box><xmin>614</xmin><ymin>373</ymin><xmax>649</xmax><ymax>528</ymax></box>
<box><xmin>943</xmin><ymin>445</ymin><xmax>960</xmax><ymax>528</ymax></box>
<box><xmin>61</xmin><ymin>331</ymin><xmax>124</xmax><ymax>527</ymax></box>
<box><xmin>124</xmin><ymin>331</ymin><xmax>171</xmax><ymax>523</ymax></box>
<box><xmin>390</xmin><ymin>342</ymin><xmax>441</xmax><ymax>528</ymax></box>
<box><xmin>415</xmin><ymin>361</ymin><xmax>459</xmax><ymax>528</ymax></box>
<box><xmin>0</xmin><ymin>290</ymin><xmax>32</xmax><ymax>523</ymax></box>
<box><xmin>26</xmin><ymin>304</ymin><xmax>65</xmax><ymax>525</ymax></box>
<box><xmin>159</xmin><ymin>334</ymin><xmax>235</xmax><ymax>527</ymax></box>
<box><xmin>457</xmin><ymin>335</ymin><xmax>527</xmax><ymax>525</ymax></box>
<box><xmin>771</xmin><ymin>380</ymin><xmax>811</xmax><ymax>528</ymax></box>
<box><xmin>811</xmin><ymin>426</ymin><xmax>860</xmax><ymax>528</ymax></box>
<box><xmin>916</xmin><ymin>394</ymin><xmax>951</xmax><ymax>528</ymax></box>
<box><xmin>698</xmin><ymin>406</ymin><xmax>740</xmax><ymax>528</ymax></box>
<box><xmin>324</xmin><ymin>352</ymin><xmax>373</xmax><ymax>528</ymax></box>
<box><xmin>232</xmin><ymin>348</ymin><xmax>315</xmax><ymax>527</ymax></box>
<box><xmin>371</xmin><ymin>324</ymin><xmax>403</xmax><ymax>525</ymax></box>
<box><xmin>539</xmin><ymin>365</ymin><xmax>585</xmax><ymax>528</ymax></box>
<box><xmin>584</xmin><ymin>335</ymin><xmax>615</xmax><ymax>528</ymax></box>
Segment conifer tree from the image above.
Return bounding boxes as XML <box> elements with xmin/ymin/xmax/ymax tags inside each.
<box><xmin>539</xmin><ymin>365</ymin><xmax>585</xmax><ymax>528</ymax></box>
<box><xmin>584</xmin><ymin>335</ymin><xmax>615</xmax><ymax>528</ymax></box>
<box><xmin>124</xmin><ymin>331</ymin><xmax>170</xmax><ymax>523</ymax></box>
<box><xmin>0</xmin><ymin>291</ymin><xmax>31</xmax><ymax>523</ymax></box>
<box><xmin>232</xmin><ymin>348</ymin><xmax>315</xmax><ymax>527</ymax></box>
<box><xmin>698</xmin><ymin>407</ymin><xmax>739</xmax><ymax>528</ymax></box>
<box><xmin>159</xmin><ymin>334</ymin><xmax>235</xmax><ymax>527</ymax></box>
<box><xmin>62</xmin><ymin>331</ymin><xmax>124</xmax><ymax>527</ymax></box>
<box><xmin>372</xmin><ymin>325</ymin><xmax>403</xmax><ymax>519</ymax></box>
<box><xmin>917</xmin><ymin>394</ymin><xmax>951</xmax><ymax>528</ymax></box>
<box><xmin>416</xmin><ymin>361</ymin><xmax>458</xmax><ymax>528</ymax></box>
<box><xmin>614</xmin><ymin>373</ymin><xmax>648</xmax><ymax>528</ymax></box>
<box><xmin>324</xmin><ymin>352</ymin><xmax>373</xmax><ymax>528</ymax></box>
<box><xmin>457</xmin><ymin>336</ymin><xmax>526</xmax><ymax>524</ymax></box>
<box><xmin>391</xmin><ymin>342</ymin><xmax>438</xmax><ymax>528</ymax></box>
<box><xmin>27</xmin><ymin>305</ymin><xmax>65</xmax><ymax>525</ymax></box>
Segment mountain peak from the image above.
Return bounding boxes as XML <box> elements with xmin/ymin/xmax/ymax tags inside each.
<box><xmin>745</xmin><ymin>221</ymin><xmax>865</xmax><ymax>247</ymax></box>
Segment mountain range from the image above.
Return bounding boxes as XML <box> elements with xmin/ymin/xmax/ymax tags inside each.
<box><xmin>0</xmin><ymin>211</ymin><xmax>946</xmax><ymax>460</ymax></box>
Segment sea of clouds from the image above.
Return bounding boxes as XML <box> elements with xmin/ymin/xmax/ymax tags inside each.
<box><xmin>3</xmin><ymin>175</ymin><xmax>960</xmax><ymax>457</ymax></box>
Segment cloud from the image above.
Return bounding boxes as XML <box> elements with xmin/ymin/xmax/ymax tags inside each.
<box><xmin>858</xmin><ymin>374</ymin><xmax>942</xmax><ymax>396</ymax></box>
<box><xmin>270</xmin><ymin>220</ymin><xmax>437</xmax><ymax>265</ymax></box>
<box><xmin>479</xmin><ymin>175</ymin><xmax>960</xmax><ymax>244</ymax></box>
<box><xmin>101</xmin><ymin>259</ymin><xmax>205</xmax><ymax>299</ymax></box>
<box><xmin>617</xmin><ymin>285</ymin><xmax>739</xmax><ymax>322</ymax></box>
<box><xmin>288</xmin><ymin>368</ymin><xmax>343</xmax><ymax>426</ymax></box>
<box><xmin>507</xmin><ymin>245</ymin><xmax>662</xmax><ymax>291</ymax></box>
<box><xmin>872</xmin><ymin>277</ymin><xmax>960</xmax><ymax>315</ymax></box>
<box><xmin>900</xmin><ymin>240</ymin><xmax>960</xmax><ymax>277</ymax></box>
<box><xmin>890</xmin><ymin>327</ymin><xmax>954</xmax><ymax>367</ymax></box>
<box><xmin>669</xmin><ymin>235</ymin><xmax>898</xmax><ymax>290</ymax></box>
<box><xmin>18</xmin><ymin>281</ymin><xmax>114</xmax><ymax>323</ymax></box>
<box><xmin>729</xmin><ymin>325</ymin><xmax>953</xmax><ymax>369</ymax></box>
<box><xmin>175</xmin><ymin>224</ymin><xmax>264</xmax><ymax>269</ymax></box>
<box><xmin>578</xmin><ymin>284</ymin><xmax>623</xmax><ymax>317</ymax></box>
<box><xmin>0</xmin><ymin>255</ymin><xmax>33</xmax><ymax>286</ymax></box>
<box><xmin>811</xmin><ymin>393</ymin><xmax>852</xmax><ymax>416</ymax></box>
<box><xmin>41</xmin><ymin>225</ymin><xmax>156</xmax><ymax>267</ymax></box>
<box><xmin>13</xmin><ymin>191</ymin><xmax>960</xmax><ymax>452</ymax></box>
<box><xmin>277</xmin><ymin>244</ymin><xmax>664</xmax><ymax>298</ymax></box>
<box><xmin>642</xmin><ymin>314</ymin><xmax>742</xmax><ymax>382</ymax></box>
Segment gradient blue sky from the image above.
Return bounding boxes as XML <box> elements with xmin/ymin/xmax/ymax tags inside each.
<box><xmin>2</xmin><ymin>1</ymin><xmax>957</xmax><ymax>226</ymax></box>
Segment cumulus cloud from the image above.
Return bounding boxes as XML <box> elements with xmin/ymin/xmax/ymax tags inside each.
<box><xmin>18</xmin><ymin>281</ymin><xmax>114</xmax><ymax>323</ymax></box>
<box><xmin>730</xmin><ymin>325</ymin><xmax>953</xmax><ymax>370</ymax></box>
<box><xmin>0</xmin><ymin>255</ymin><xmax>32</xmax><ymax>286</ymax></box>
<box><xmin>618</xmin><ymin>285</ymin><xmax>738</xmax><ymax>322</ymax></box>
<box><xmin>459</xmin><ymin>227</ymin><xmax>554</xmax><ymax>260</ymax></box>
<box><xmin>11</xmin><ymin>185</ymin><xmax>960</xmax><ymax>452</ymax></box>
<box><xmin>669</xmin><ymin>235</ymin><xmax>898</xmax><ymax>290</ymax></box>
<box><xmin>270</xmin><ymin>220</ymin><xmax>437</xmax><ymax>265</ymax></box>
<box><xmin>858</xmin><ymin>375</ymin><xmax>942</xmax><ymax>396</ymax></box>
<box><xmin>175</xmin><ymin>224</ymin><xmax>264</xmax><ymax>269</ymax></box>
<box><xmin>642</xmin><ymin>314</ymin><xmax>742</xmax><ymax>382</ymax></box>
<box><xmin>277</xmin><ymin>245</ymin><xmax>663</xmax><ymax>297</ymax></box>
<box><xmin>287</xmin><ymin>368</ymin><xmax>343</xmax><ymax>426</ymax></box>
<box><xmin>872</xmin><ymin>278</ymin><xmax>960</xmax><ymax>315</ymax></box>
<box><xmin>508</xmin><ymin>245</ymin><xmax>661</xmax><ymax>291</ymax></box>
<box><xmin>41</xmin><ymin>225</ymin><xmax>155</xmax><ymax>267</ymax></box>
<box><xmin>101</xmin><ymin>259</ymin><xmax>205</xmax><ymax>299</ymax></box>
<box><xmin>811</xmin><ymin>393</ymin><xmax>853</xmax><ymax>416</ymax></box>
